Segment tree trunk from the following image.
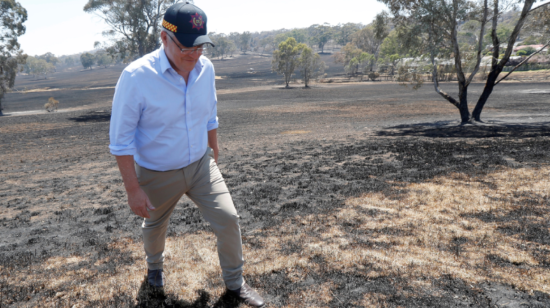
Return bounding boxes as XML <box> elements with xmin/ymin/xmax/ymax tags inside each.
<box><xmin>457</xmin><ymin>82</ymin><xmax>471</xmax><ymax>123</ymax></box>
<box><xmin>472</xmin><ymin>68</ymin><xmax>501</xmax><ymax>121</ymax></box>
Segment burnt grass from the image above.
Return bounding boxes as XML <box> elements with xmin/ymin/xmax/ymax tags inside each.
<box><xmin>1</xmin><ymin>53</ymin><xmax>550</xmax><ymax>307</ymax></box>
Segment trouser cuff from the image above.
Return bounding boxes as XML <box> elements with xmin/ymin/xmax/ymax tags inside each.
<box><xmin>226</xmin><ymin>277</ymin><xmax>245</xmax><ymax>291</ymax></box>
<box><xmin>147</xmin><ymin>262</ymin><xmax>164</xmax><ymax>270</ymax></box>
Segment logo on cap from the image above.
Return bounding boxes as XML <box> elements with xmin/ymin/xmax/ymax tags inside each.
<box><xmin>189</xmin><ymin>13</ymin><xmax>204</xmax><ymax>31</ymax></box>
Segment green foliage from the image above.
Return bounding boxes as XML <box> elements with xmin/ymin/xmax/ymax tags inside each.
<box><xmin>96</xmin><ymin>53</ymin><xmax>113</xmax><ymax>67</ymax></box>
<box><xmin>378</xmin><ymin>31</ymin><xmax>405</xmax><ymax>75</ymax></box>
<box><xmin>64</xmin><ymin>57</ymin><xmax>76</xmax><ymax>66</ymax></box>
<box><xmin>379</xmin><ymin>0</ymin><xmax>539</xmax><ymax>122</ymax></box>
<box><xmin>274</xmin><ymin>29</ymin><xmax>308</xmax><ymax>47</ymax></box>
<box><xmin>84</xmin><ymin>0</ymin><xmax>176</xmax><ymax>59</ymax></box>
<box><xmin>521</xmin><ymin>36</ymin><xmax>539</xmax><ymax>45</ymax></box>
<box><xmin>24</xmin><ymin>56</ymin><xmax>54</xmax><ymax>79</ymax></box>
<box><xmin>517</xmin><ymin>47</ymin><xmax>536</xmax><ymax>56</ymax></box>
<box><xmin>271</xmin><ymin>37</ymin><xmax>306</xmax><ymax>88</ymax></box>
<box><xmin>37</xmin><ymin>52</ymin><xmax>59</xmax><ymax>66</ymax></box>
<box><xmin>240</xmin><ymin>31</ymin><xmax>252</xmax><ymax>54</ymax></box>
<box><xmin>80</xmin><ymin>53</ymin><xmax>95</xmax><ymax>69</ymax></box>
<box><xmin>524</xmin><ymin>4</ymin><xmax>550</xmax><ymax>43</ymax></box>
<box><xmin>298</xmin><ymin>46</ymin><xmax>326</xmax><ymax>87</ymax></box>
<box><xmin>345</xmin><ymin>52</ymin><xmax>374</xmax><ymax>78</ymax></box>
<box><xmin>334</xmin><ymin>23</ymin><xmax>361</xmax><ymax>46</ymax></box>
<box><xmin>309</xmin><ymin>24</ymin><xmax>333</xmax><ymax>53</ymax></box>
<box><xmin>483</xmin><ymin>25</ymin><xmax>513</xmax><ymax>45</ymax></box>
<box><xmin>259</xmin><ymin>36</ymin><xmax>275</xmax><ymax>54</ymax></box>
<box><xmin>396</xmin><ymin>64</ymin><xmax>424</xmax><ymax>90</ymax></box>
<box><xmin>0</xmin><ymin>0</ymin><xmax>27</xmax><ymax>115</ymax></box>
<box><xmin>208</xmin><ymin>34</ymin><xmax>236</xmax><ymax>60</ymax></box>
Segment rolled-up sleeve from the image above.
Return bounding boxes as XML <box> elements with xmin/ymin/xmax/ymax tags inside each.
<box><xmin>109</xmin><ymin>70</ymin><xmax>142</xmax><ymax>156</ymax></box>
<box><xmin>207</xmin><ymin>80</ymin><xmax>219</xmax><ymax>131</ymax></box>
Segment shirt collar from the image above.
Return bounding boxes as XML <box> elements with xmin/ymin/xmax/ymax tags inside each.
<box><xmin>159</xmin><ymin>46</ymin><xmax>172</xmax><ymax>74</ymax></box>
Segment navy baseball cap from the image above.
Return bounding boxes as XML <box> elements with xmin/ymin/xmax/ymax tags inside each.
<box><xmin>162</xmin><ymin>1</ymin><xmax>214</xmax><ymax>47</ymax></box>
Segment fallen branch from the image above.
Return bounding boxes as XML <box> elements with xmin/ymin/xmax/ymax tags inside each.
<box><xmin>495</xmin><ymin>40</ymin><xmax>550</xmax><ymax>85</ymax></box>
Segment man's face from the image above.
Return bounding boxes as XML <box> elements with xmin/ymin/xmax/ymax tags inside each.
<box><xmin>161</xmin><ymin>31</ymin><xmax>202</xmax><ymax>76</ymax></box>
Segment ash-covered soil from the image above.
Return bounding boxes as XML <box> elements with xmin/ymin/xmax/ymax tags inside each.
<box><xmin>1</xmin><ymin>54</ymin><xmax>550</xmax><ymax>307</ymax></box>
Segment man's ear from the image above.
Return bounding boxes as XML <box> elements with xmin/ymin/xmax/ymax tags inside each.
<box><xmin>160</xmin><ymin>31</ymin><xmax>168</xmax><ymax>46</ymax></box>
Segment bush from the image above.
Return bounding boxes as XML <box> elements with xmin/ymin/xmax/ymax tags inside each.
<box><xmin>517</xmin><ymin>47</ymin><xmax>537</xmax><ymax>56</ymax></box>
<box><xmin>368</xmin><ymin>71</ymin><xmax>380</xmax><ymax>81</ymax></box>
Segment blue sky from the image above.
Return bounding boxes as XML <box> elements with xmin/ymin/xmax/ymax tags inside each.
<box><xmin>18</xmin><ymin>0</ymin><xmax>388</xmax><ymax>57</ymax></box>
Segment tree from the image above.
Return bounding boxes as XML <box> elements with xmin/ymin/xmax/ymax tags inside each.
<box><xmin>309</xmin><ymin>24</ymin><xmax>333</xmax><ymax>53</ymax></box>
<box><xmin>351</xmin><ymin>12</ymin><xmax>389</xmax><ymax>71</ymax></box>
<box><xmin>25</xmin><ymin>57</ymin><xmax>54</xmax><ymax>79</ymax></box>
<box><xmin>64</xmin><ymin>56</ymin><xmax>75</xmax><ymax>67</ymax></box>
<box><xmin>259</xmin><ymin>36</ymin><xmax>274</xmax><ymax>55</ymax></box>
<box><xmin>240</xmin><ymin>31</ymin><xmax>252</xmax><ymax>54</ymax></box>
<box><xmin>0</xmin><ymin>0</ymin><xmax>27</xmax><ymax>116</ymax></box>
<box><xmin>378</xmin><ymin>30</ymin><xmax>407</xmax><ymax>75</ymax></box>
<box><xmin>379</xmin><ymin>0</ymin><xmax>543</xmax><ymax>123</ymax></box>
<box><xmin>96</xmin><ymin>53</ymin><xmax>113</xmax><ymax>67</ymax></box>
<box><xmin>333</xmin><ymin>42</ymin><xmax>362</xmax><ymax>67</ymax></box>
<box><xmin>272</xmin><ymin>37</ymin><xmax>306</xmax><ymax>88</ymax></box>
<box><xmin>80</xmin><ymin>53</ymin><xmax>95</xmax><ymax>69</ymax></box>
<box><xmin>274</xmin><ymin>29</ymin><xmax>308</xmax><ymax>47</ymax></box>
<box><xmin>37</xmin><ymin>52</ymin><xmax>59</xmax><ymax>66</ymax></box>
<box><xmin>209</xmin><ymin>33</ymin><xmax>235</xmax><ymax>60</ymax></box>
<box><xmin>345</xmin><ymin>52</ymin><xmax>374</xmax><ymax>79</ymax></box>
<box><xmin>335</xmin><ymin>23</ymin><xmax>362</xmax><ymax>46</ymax></box>
<box><xmin>524</xmin><ymin>3</ymin><xmax>550</xmax><ymax>43</ymax></box>
<box><xmin>298</xmin><ymin>46</ymin><xmax>326</xmax><ymax>87</ymax></box>
<box><xmin>84</xmin><ymin>0</ymin><xmax>177</xmax><ymax>59</ymax></box>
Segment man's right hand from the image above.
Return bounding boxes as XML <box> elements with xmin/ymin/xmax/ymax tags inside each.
<box><xmin>115</xmin><ymin>155</ymin><xmax>156</xmax><ymax>218</ymax></box>
<box><xmin>127</xmin><ymin>188</ymin><xmax>156</xmax><ymax>218</ymax></box>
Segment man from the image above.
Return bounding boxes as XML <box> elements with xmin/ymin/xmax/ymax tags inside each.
<box><xmin>109</xmin><ymin>2</ymin><xmax>264</xmax><ymax>307</ymax></box>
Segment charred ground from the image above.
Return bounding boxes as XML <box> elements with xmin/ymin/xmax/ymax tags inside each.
<box><xmin>1</xmin><ymin>53</ymin><xmax>549</xmax><ymax>307</ymax></box>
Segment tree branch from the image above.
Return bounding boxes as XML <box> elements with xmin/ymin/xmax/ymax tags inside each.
<box><xmin>466</xmin><ymin>0</ymin><xmax>488</xmax><ymax>86</ymax></box>
<box><xmin>495</xmin><ymin>40</ymin><xmax>550</xmax><ymax>85</ymax></box>
<box><xmin>529</xmin><ymin>1</ymin><xmax>550</xmax><ymax>13</ymax></box>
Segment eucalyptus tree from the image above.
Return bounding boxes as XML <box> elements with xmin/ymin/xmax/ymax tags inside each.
<box><xmin>309</xmin><ymin>24</ymin><xmax>334</xmax><ymax>53</ymax></box>
<box><xmin>350</xmin><ymin>12</ymin><xmax>390</xmax><ymax>70</ymax></box>
<box><xmin>272</xmin><ymin>37</ymin><xmax>306</xmax><ymax>88</ymax></box>
<box><xmin>334</xmin><ymin>23</ymin><xmax>362</xmax><ymax>46</ymax></box>
<box><xmin>0</xmin><ymin>0</ymin><xmax>27</xmax><ymax>116</ymax></box>
<box><xmin>379</xmin><ymin>0</ymin><xmax>545</xmax><ymax>122</ymax></box>
<box><xmin>240</xmin><ymin>31</ymin><xmax>252</xmax><ymax>54</ymax></box>
<box><xmin>80</xmin><ymin>53</ymin><xmax>96</xmax><ymax>70</ymax></box>
<box><xmin>208</xmin><ymin>33</ymin><xmax>235</xmax><ymax>60</ymax></box>
<box><xmin>298</xmin><ymin>46</ymin><xmax>326</xmax><ymax>87</ymax></box>
<box><xmin>84</xmin><ymin>0</ymin><xmax>177</xmax><ymax>59</ymax></box>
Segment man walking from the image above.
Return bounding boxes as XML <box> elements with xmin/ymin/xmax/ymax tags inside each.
<box><xmin>109</xmin><ymin>2</ymin><xmax>264</xmax><ymax>307</ymax></box>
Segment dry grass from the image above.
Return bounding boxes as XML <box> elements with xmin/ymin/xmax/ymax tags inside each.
<box><xmin>4</xmin><ymin>165</ymin><xmax>548</xmax><ymax>307</ymax></box>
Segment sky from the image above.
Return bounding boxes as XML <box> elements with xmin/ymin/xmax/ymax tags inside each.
<box><xmin>18</xmin><ymin>0</ymin><xmax>388</xmax><ymax>57</ymax></box>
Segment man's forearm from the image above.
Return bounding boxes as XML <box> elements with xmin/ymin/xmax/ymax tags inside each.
<box><xmin>115</xmin><ymin>155</ymin><xmax>140</xmax><ymax>193</ymax></box>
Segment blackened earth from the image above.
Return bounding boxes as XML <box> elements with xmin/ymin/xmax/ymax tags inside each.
<box><xmin>1</xmin><ymin>54</ymin><xmax>550</xmax><ymax>307</ymax></box>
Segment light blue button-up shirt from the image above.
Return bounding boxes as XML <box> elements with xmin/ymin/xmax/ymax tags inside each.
<box><xmin>109</xmin><ymin>47</ymin><xmax>219</xmax><ymax>171</ymax></box>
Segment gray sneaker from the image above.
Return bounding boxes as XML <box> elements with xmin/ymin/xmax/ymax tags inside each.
<box><xmin>147</xmin><ymin>269</ymin><xmax>165</xmax><ymax>288</ymax></box>
<box><xmin>228</xmin><ymin>283</ymin><xmax>265</xmax><ymax>307</ymax></box>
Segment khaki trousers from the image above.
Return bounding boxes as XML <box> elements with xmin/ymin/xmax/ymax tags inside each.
<box><xmin>135</xmin><ymin>148</ymin><xmax>244</xmax><ymax>290</ymax></box>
